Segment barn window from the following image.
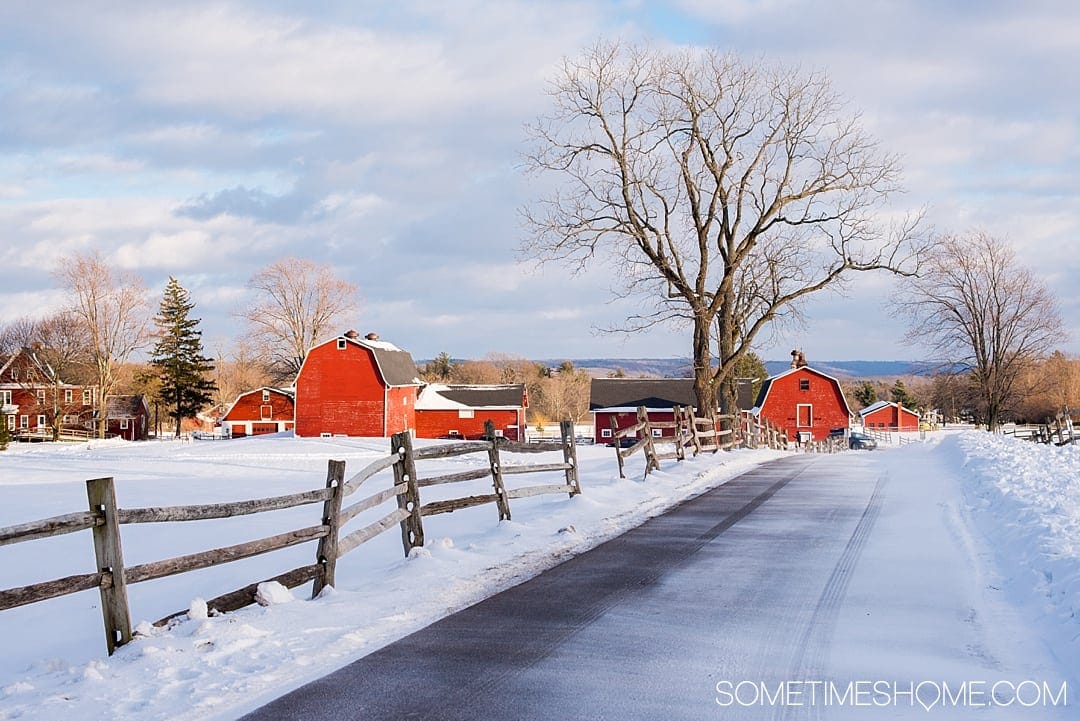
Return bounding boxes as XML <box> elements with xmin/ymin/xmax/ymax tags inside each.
<box><xmin>652</xmin><ymin>428</ymin><xmax>663</xmax><ymax>438</ymax></box>
<box><xmin>403</xmin><ymin>397</ymin><xmax>408</xmax><ymax>406</ymax></box>
<box><xmin>458</xmin><ymin>409</ymin><xmax>474</xmax><ymax>419</ymax></box>
<box><xmin>120</xmin><ymin>418</ymin><xmax>129</xmax><ymax>430</ymax></box>
<box><xmin>799</xmin><ymin>379</ymin><xmax>810</xmax><ymax>391</ymax></box>
<box><xmin>262</xmin><ymin>390</ymin><xmax>271</xmax><ymax>402</ymax></box>
<box><xmin>797</xmin><ymin>404</ymin><xmax>813</xmax><ymax>427</ymax></box>
<box><xmin>337</xmin><ymin>338</ymin><xmax>347</xmax><ymax>350</ymax></box>
<box><xmin>601</xmin><ymin>428</ymin><xmax>612</xmax><ymax>438</ymax></box>
<box><xmin>260</xmin><ymin>405</ymin><xmax>273</xmax><ymax>420</ymax></box>
<box><xmin>320</xmin><ymin>432</ymin><xmax>332</xmax><ymax>437</ymax></box>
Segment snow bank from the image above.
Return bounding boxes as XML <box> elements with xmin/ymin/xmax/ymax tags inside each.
<box><xmin>954</xmin><ymin>432</ymin><xmax>1080</xmax><ymax>668</ymax></box>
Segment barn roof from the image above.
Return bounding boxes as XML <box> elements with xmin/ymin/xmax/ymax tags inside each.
<box><xmin>859</xmin><ymin>400</ymin><xmax>918</xmax><ymax>417</ymax></box>
<box><xmin>106</xmin><ymin>394</ymin><xmax>148</xmax><ymax>419</ymax></box>
<box><xmin>416</xmin><ymin>383</ymin><xmax>526</xmax><ymax>410</ymax></box>
<box><xmin>590</xmin><ymin>378</ymin><xmax>702</xmax><ymax>411</ymax></box>
<box><xmin>751</xmin><ymin>366</ymin><xmax>852</xmax><ymax>416</ymax></box>
<box><xmin>342</xmin><ymin>335</ymin><xmax>422</xmax><ymax>387</ymax></box>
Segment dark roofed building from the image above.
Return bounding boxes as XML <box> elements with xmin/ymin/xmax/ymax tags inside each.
<box><xmin>590</xmin><ymin>378</ymin><xmax>718</xmax><ymax>444</ymax></box>
<box><xmin>106</xmin><ymin>394</ymin><xmax>150</xmax><ymax>441</ymax></box>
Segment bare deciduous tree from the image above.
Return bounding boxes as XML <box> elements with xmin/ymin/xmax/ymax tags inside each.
<box><xmin>239</xmin><ymin>257</ymin><xmax>359</xmax><ymax>383</ymax></box>
<box><xmin>522</xmin><ymin>41</ymin><xmax>924</xmax><ymax>414</ymax></box>
<box><xmin>54</xmin><ymin>252</ymin><xmax>151</xmax><ymax>438</ymax></box>
<box><xmin>893</xmin><ymin>231</ymin><xmax>1066</xmax><ymax>431</ymax></box>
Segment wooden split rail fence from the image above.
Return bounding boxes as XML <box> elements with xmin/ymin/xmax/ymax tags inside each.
<box><xmin>0</xmin><ymin>420</ymin><xmax>580</xmax><ymax>656</ymax></box>
<box><xmin>610</xmin><ymin>407</ymin><xmax>789</xmax><ymax>479</ymax></box>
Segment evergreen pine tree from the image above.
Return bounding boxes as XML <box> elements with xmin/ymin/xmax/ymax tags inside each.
<box><xmin>853</xmin><ymin>380</ymin><xmax>878</xmax><ymax>408</ymax></box>
<box><xmin>149</xmin><ymin>277</ymin><xmax>217</xmax><ymax>437</ymax></box>
<box><xmin>890</xmin><ymin>379</ymin><xmax>918</xmax><ymax>409</ymax></box>
<box><xmin>0</xmin><ymin>414</ymin><xmax>11</xmax><ymax>451</ymax></box>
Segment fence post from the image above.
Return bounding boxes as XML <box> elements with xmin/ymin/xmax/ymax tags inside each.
<box><xmin>672</xmin><ymin>407</ymin><xmax>685</xmax><ymax>461</ymax></box>
<box><xmin>638</xmin><ymin>406</ymin><xmax>660</xmax><ymax>477</ymax></box>
<box><xmin>86</xmin><ymin>477</ymin><xmax>132</xmax><ymax>655</ymax></box>
<box><xmin>610</xmin><ymin>416</ymin><xmax>626</xmax><ymax>479</ymax></box>
<box><xmin>312</xmin><ymin>459</ymin><xmax>346</xmax><ymax>598</ymax></box>
<box><xmin>391</xmin><ymin>431</ymin><xmax>425</xmax><ymax>556</ymax></box>
<box><xmin>484</xmin><ymin>420</ymin><xmax>512</xmax><ymax>521</ymax></box>
<box><xmin>560</xmin><ymin>420</ymin><xmax>582</xmax><ymax>496</ymax></box>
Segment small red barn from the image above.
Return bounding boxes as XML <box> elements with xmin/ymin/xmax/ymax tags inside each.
<box><xmin>859</xmin><ymin>400</ymin><xmax>919</xmax><ymax>431</ymax></box>
<box><xmin>415</xmin><ymin>384</ymin><xmax>528</xmax><ymax>440</ymax></box>
<box><xmin>589</xmin><ymin>378</ymin><xmax>708</xmax><ymax>443</ymax></box>
<box><xmin>221</xmin><ymin>387</ymin><xmax>295</xmax><ymax>437</ymax></box>
<box><xmin>295</xmin><ymin>331</ymin><xmax>422</xmax><ymax>438</ymax></box>
<box><xmin>106</xmin><ymin>395</ymin><xmax>150</xmax><ymax>441</ymax></box>
<box><xmin>752</xmin><ymin>366</ymin><xmax>852</xmax><ymax>443</ymax></box>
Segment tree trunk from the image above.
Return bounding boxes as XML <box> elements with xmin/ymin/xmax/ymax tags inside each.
<box><xmin>692</xmin><ymin>318</ymin><xmax>716</xmax><ymax>419</ymax></box>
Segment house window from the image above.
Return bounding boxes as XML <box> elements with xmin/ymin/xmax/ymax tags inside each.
<box><xmin>83</xmin><ymin>389</ymin><xmax>93</xmax><ymax>406</ymax></box>
<box><xmin>65</xmin><ymin>389</ymin><xmax>74</xmax><ymax>404</ymax></box>
<box><xmin>337</xmin><ymin>339</ymin><xmax>347</xmax><ymax>350</ymax></box>
<box><xmin>0</xmin><ymin>390</ymin><xmax>10</xmax><ymax>405</ymax></box>
<box><xmin>37</xmin><ymin>390</ymin><xmax>46</xmax><ymax>405</ymax></box>
<box><xmin>120</xmin><ymin>418</ymin><xmax>129</xmax><ymax>430</ymax></box>
<box><xmin>10</xmin><ymin>368</ymin><xmax>17</xmax><ymax>381</ymax></box>
<box><xmin>20</xmin><ymin>415</ymin><xmax>28</xmax><ymax>429</ymax></box>
<box><xmin>797</xmin><ymin>404</ymin><xmax>813</xmax><ymax>427</ymax></box>
<box><xmin>6</xmin><ymin>415</ymin><xmax>13</xmax><ymax>430</ymax></box>
<box><xmin>63</xmin><ymin>415</ymin><xmax>78</xmax><ymax>424</ymax></box>
<box><xmin>260</xmin><ymin>405</ymin><xmax>273</xmax><ymax>420</ymax></box>
<box><xmin>601</xmin><ymin>428</ymin><xmax>612</xmax><ymax>438</ymax></box>
<box><xmin>799</xmin><ymin>379</ymin><xmax>810</xmax><ymax>391</ymax></box>
<box><xmin>262</xmin><ymin>390</ymin><xmax>271</xmax><ymax>402</ymax></box>
<box><xmin>458</xmin><ymin>409</ymin><xmax>474</xmax><ymax>418</ymax></box>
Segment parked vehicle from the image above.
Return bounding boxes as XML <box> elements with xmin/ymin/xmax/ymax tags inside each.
<box><xmin>847</xmin><ymin>431</ymin><xmax>878</xmax><ymax>450</ymax></box>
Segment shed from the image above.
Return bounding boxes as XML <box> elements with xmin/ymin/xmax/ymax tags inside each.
<box><xmin>106</xmin><ymin>395</ymin><xmax>150</xmax><ymax>441</ymax></box>
<box><xmin>859</xmin><ymin>400</ymin><xmax>920</xmax><ymax>431</ymax></box>
<box><xmin>752</xmin><ymin>366</ymin><xmax>852</xmax><ymax>443</ymax></box>
<box><xmin>415</xmin><ymin>383</ymin><xmax>528</xmax><ymax>440</ymax></box>
<box><xmin>589</xmin><ymin>378</ymin><xmax>709</xmax><ymax>443</ymax></box>
<box><xmin>221</xmin><ymin>387</ymin><xmax>295</xmax><ymax>437</ymax></box>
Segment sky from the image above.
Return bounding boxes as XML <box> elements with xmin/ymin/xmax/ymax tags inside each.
<box><xmin>0</xmin><ymin>0</ymin><xmax>1077</xmax><ymax>364</ymax></box>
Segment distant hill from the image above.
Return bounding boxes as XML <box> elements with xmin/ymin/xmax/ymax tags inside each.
<box><xmin>539</xmin><ymin>358</ymin><xmax>930</xmax><ymax>380</ymax></box>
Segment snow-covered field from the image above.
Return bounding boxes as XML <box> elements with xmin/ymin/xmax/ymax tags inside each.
<box><xmin>0</xmin><ymin>431</ymin><xmax>1076</xmax><ymax>720</ymax></box>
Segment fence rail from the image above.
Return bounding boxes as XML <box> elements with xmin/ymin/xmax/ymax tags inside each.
<box><xmin>0</xmin><ymin>419</ymin><xmax>583</xmax><ymax>656</ymax></box>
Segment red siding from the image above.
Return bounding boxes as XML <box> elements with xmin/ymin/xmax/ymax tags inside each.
<box><xmin>757</xmin><ymin>368</ymin><xmax>850</xmax><ymax>442</ymax></box>
<box><xmin>223</xmin><ymin>390</ymin><xmax>295</xmax><ymax>428</ymax></box>
<box><xmin>416</xmin><ymin>408</ymin><xmax>524</xmax><ymax>440</ymax></box>
<box><xmin>594</xmin><ymin>410</ymin><xmax>677</xmax><ymax>443</ymax></box>
<box><xmin>863</xmin><ymin>405</ymin><xmax>919</xmax><ymax>430</ymax></box>
<box><xmin>295</xmin><ymin>341</ymin><xmax>417</xmax><ymax>437</ymax></box>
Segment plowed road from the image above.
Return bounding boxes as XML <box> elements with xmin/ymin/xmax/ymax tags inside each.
<box><xmin>238</xmin><ymin>451</ymin><xmax>1071</xmax><ymax>720</ymax></box>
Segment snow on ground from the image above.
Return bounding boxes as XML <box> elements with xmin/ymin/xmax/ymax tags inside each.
<box><xmin>0</xmin><ymin>434</ymin><xmax>783</xmax><ymax>721</ymax></box>
<box><xmin>0</xmin><ymin>431</ymin><xmax>1077</xmax><ymax>721</ymax></box>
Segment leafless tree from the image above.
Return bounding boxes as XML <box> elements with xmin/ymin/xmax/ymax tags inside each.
<box><xmin>54</xmin><ymin>252</ymin><xmax>151</xmax><ymax>438</ymax></box>
<box><xmin>893</xmin><ymin>231</ymin><xmax>1066</xmax><ymax>431</ymax></box>
<box><xmin>522</xmin><ymin>42</ymin><xmax>924</xmax><ymax>414</ymax></box>
<box><xmin>210</xmin><ymin>336</ymin><xmax>275</xmax><ymax>409</ymax></box>
<box><xmin>239</xmin><ymin>257</ymin><xmax>359</xmax><ymax>383</ymax></box>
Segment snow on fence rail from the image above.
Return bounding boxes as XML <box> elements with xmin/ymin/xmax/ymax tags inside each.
<box><xmin>0</xmin><ymin>420</ymin><xmax>580</xmax><ymax>657</ymax></box>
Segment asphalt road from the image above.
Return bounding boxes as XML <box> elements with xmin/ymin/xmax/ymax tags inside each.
<box><xmin>237</xmin><ymin>451</ymin><xmax>1067</xmax><ymax>720</ymax></box>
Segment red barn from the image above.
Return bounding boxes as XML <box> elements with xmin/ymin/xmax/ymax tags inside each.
<box><xmin>859</xmin><ymin>400</ymin><xmax>919</xmax><ymax>431</ymax></box>
<box><xmin>589</xmin><ymin>378</ymin><xmax>707</xmax><ymax>444</ymax></box>
<box><xmin>752</xmin><ymin>366</ymin><xmax>852</xmax><ymax>443</ymax></box>
<box><xmin>106</xmin><ymin>395</ymin><xmax>150</xmax><ymax>441</ymax></box>
<box><xmin>415</xmin><ymin>384</ymin><xmax>527</xmax><ymax>440</ymax></box>
<box><xmin>221</xmin><ymin>387</ymin><xmax>295</xmax><ymax>437</ymax></box>
<box><xmin>295</xmin><ymin>331</ymin><xmax>421</xmax><ymax>437</ymax></box>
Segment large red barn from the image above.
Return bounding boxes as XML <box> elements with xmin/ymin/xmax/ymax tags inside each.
<box><xmin>859</xmin><ymin>400</ymin><xmax>919</xmax><ymax>431</ymax></box>
<box><xmin>221</xmin><ymin>387</ymin><xmax>295</xmax><ymax>437</ymax></box>
<box><xmin>415</xmin><ymin>383</ymin><xmax>527</xmax><ymax>440</ymax></box>
<box><xmin>295</xmin><ymin>331</ymin><xmax>422</xmax><ymax>438</ymax></box>
<box><xmin>752</xmin><ymin>366</ymin><xmax>852</xmax><ymax>443</ymax></box>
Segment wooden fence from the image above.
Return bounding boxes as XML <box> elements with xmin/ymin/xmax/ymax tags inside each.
<box><xmin>0</xmin><ymin>420</ymin><xmax>580</xmax><ymax>656</ymax></box>
<box><xmin>609</xmin><ymin>407</ymin><xmax>789</xmax><ymax>479</ymax></box>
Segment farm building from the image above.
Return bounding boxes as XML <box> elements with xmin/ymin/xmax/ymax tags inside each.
<box><xmin>859</xmin><ymin>400</ymin><xmax>920</xmax><ymax>431</ymax></box>
<box><xmin>415</xmin><ymin>383</ymin><xmax>528</xmax><ymax>440</ymax></box>
<box><xmin>294</xmin><ymin>331</ymin><xmax>423</xmax><ymax>438</ymax></box>
<box><xmin>106</xmin><ymin>395</ymin><xmax>150</xmax><ymax>441</ymax></box>
<box><xmin>0</xmin><ymin>347</ymin><xmax>97</xmax><ymax>440</ymax></box>
<box><xmin>590</xmin><ymin>378</ymin><xmax>706</xmax><ymax>443</ymax></box>
<box><xmin>752</xmin><ymin>365</ymin><xmax>852</xmax><ymax>443</ymax></box>
<box><xmin>221</xmin><ymin>387</ymin><xmax>295</xmax><ymax>437</ymax></box>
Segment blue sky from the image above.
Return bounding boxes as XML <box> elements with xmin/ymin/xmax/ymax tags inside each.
<box><xmin>1</xmin><ymin>0</ymin><xmax>1077</xmax><ymax>363</ymax></box>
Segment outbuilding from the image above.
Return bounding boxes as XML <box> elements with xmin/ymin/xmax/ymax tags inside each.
<box><xmin>589</xmin><ymin>378</ymin><xmax>704</xmax><ymax>443</ymax></box>
<box><xmin>859</xmin><ymin>400</ymin><xmax>920</xmax><ymax>431</ymax></box>
<box><xmin>221</xmin><ymin>387</ymin><xmax>295</xmax><ymax>437</ymax></box>
<box><xmin>415</xmin><ymin>383</ymin><xmax>528</xmax><ymax>440</ymax></box>
<box><xmin>294</xmin><ymin>331</ymin><xmax>423</xmax><ymax>437</ymax></box>
<box><xmin>752</xmin><ymin>366</ymin><xmax>852</xmax><ymax>443</ymax></box>
<box><xmin>105</xmin><ymin>395</ymin><xmax>150</xmax><ymax>441</ymax></box>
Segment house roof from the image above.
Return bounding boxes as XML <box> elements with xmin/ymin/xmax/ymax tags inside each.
<box><xmin>416</xmin><ymin>383</ymin><xmax>526</xmax><ymax>411</ymax></box>
<box><xmin>751</xmin><ymin>366</ymin><xmax>852</xmax><ymax>416</ymax></box>
<box><xmin>589</xmin><ymin>378</ymin><xmax>706</xmax><ymax>411</ymax></box>
<box><xmin>340</xmin><ymin>335</ymin><xmax>422</xmax><ymax>387</ymax></box>
<box><xmin>106</xmin><ymin>394</ymin><xmax>148</xmax><ymax>418</ymax></box>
